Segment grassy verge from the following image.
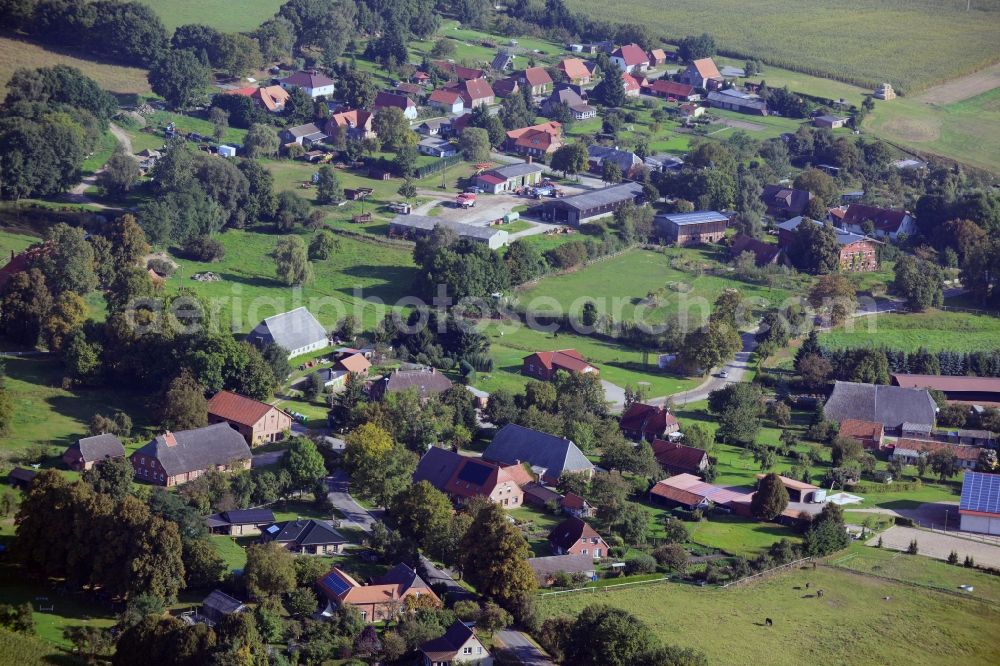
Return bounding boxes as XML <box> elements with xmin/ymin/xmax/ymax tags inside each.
<box><xmin>819</xmin><ymin>309</ymin><xmax>1000</xmax><ymax>353</ymax></box>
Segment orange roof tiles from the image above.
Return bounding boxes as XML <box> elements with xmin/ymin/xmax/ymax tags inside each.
<box><xmin>207</xmin><ymin>391</ymin><xmax>282</xmax><ymax>428</ymax></box>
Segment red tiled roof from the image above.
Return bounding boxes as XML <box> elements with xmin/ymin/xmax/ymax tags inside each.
<box><xmin>434</xmin><ymin>61</ymin><xmax>485</xmax><ymax>81</ymax></box>
<box><xmin>649</xmin><ymin>482</ymin><xmax>706</xmax><ymax>507</ymax></box>
<box><xmin>841</xmin><ymin>204</ymin><xmax>910</xmax><ymax>233</ymax></box>
<box><xmin>0</xmin><ymin>243</ymin><xmax>48</xmax><ymax>289</ymax></box>
<box><xmin>514</xmin><ymin>128</ymin><xmax>561</xmax><ymax>152</ymax></box>
<box><xmin>895</xmin><ymin>439</ymin><xmax>982</xmax><ymax>461</ymax></box>
<box><xmin>548</xmin><ymin>516</ymin><xmax>604</xmax><ymax>551</ymax></box>
<box><xmin>336</xmin><ymin>353</ymin><xmax>371</xmax><ymax>373</ymax></box>
<box><xmin>838</xmin><ymin>419</ymin><xmax>884</xmax><ymax>441</ymax></box>
<box><xmin>754</xmin><ymin>473</ymin><xmax>819</xmax><ymax>492</ymax></box>
<box><xmin>477</xmin><ymin>173</ymin><xmax>505</xmax><ymax>185</ymax></box>
<box><xmin>561</xmin><ymin>492</ymin><xmax>587</xmax><ymax>510</ymax></box>
<box><xmin>891</xmin><ymin>374</ymin><xmax>1000</xmax><ymax>394</ymax></box>
<box><xmin>461</xmin><ymin>77</ymin><xmax>494</xmax><ymax>102</ymax></box>
<box><xmin>691</xmin><ymin>57</ymin><xmax>722</xmax><ymax>80</ymax></box>
<box><xmin>648</xmin><ymin>79</ymin><xmax>694</xmax><ymax>98</ymax></box>
<box><xmin>622</xmin><ymin>73</ymin><xmax>642</xmax><ymax>92</ymax></box>
<box><xmin>207</xmin><ymin>390</ymin><xmax>281</xmax><ymax>428</ymax></box>
<box><xmin>430</xmin><ymin>89</ymin><xmax>462</xmax><ymax>105</ymax></box>
<box><xmin>650</xmin><ymin>440</ymin><xmax>707</xmax><ymax>473</ymax></box>
<box><xmin>328</xmin><ymin>109</ymin><xmax>372</xmax><ymax>130</ymax></box>
<box><xmin>526</xmin><ymin>349</ymin><xmax>595</xmax><ymax>373</ymax></box>
<box><xmin>559</xmin><ymin>58</ymin><xmax>591</xmax><ymax>80</ymax></box>
<box><xmin>506</xmin><ymin>121</ymin><xmax>561</xmax><ymax>141</ymax></box>
<box><xmin>522</xmin><ymin>66</ymin><xmax>553</xmax><ymax>87</ymax></box>
<box><xmin>613</xmin><ymin>44</ymin><xmax>648</xmax><ymax>66</ymax></box>
<box><xmin>225</xmin><ymin>87</ymin><xmax>257</xmax><ymax>97</ymax></box>
<box><xmin>374</xmin><ymin>91</ymin><xmax>415</xmax><ymax>110</ymax></box>
<box><xmin>256</xmin><ymin>85</ymin><xmax>289</xmax><ymax>111</ymax></box>
<box><xmin>620</xmin><ymin>403</ymin><xmax>677</xmax><ymax>437</ymax></box>
<box><xmin>649</xmin><ymin>48</ymin><xmax>667</xmax><ymax>61</ymax></box>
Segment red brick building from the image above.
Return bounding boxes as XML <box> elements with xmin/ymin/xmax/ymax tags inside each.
<box><xmin>207</xmin><ymin>390</ymin><xmax>292</xmax><ymax>446</ymax></box>
<box><xmin>522</xmin><ymin>349</ymin><xmax>598</xmax><ymax>381</ymax></box>
<box><xmin>620</xmin><ymin>403</ymin><xmax>679</xmax><ymax>441</ymax></box>
<box><xmin>548</xmin><ymin>517</ymin><xmax>609</xmax><ymax>559</ymax></box>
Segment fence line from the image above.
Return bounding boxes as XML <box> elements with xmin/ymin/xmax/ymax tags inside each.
<box><xmin>721</xmin><ymin>557</ymin><xmax>813</xmax><ymax>588</ymax></box>
<box><xmin>822</xmin><ymin>562</ymin><xmax>1000</xmax><ymax>608</ymax></box>
<box><xmin>538</xmin><ymin>576</ymin><xmax>670</xmax><ymax>597</ymax></box>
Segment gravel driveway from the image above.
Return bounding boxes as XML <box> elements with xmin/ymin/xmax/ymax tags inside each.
<box><xmin>867</xmin><ymin>526</ymin><xmax>1000</xmax><ymax>568</ymax></box>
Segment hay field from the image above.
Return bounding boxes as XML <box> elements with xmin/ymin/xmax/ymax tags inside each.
<box><xmin>137</xmin><ymin>0</ymin><xmax>286</xmax><ymax>32</ymax></box>
<box><xmin>566</xmin><ymin>0</ymin><xmax>1000</xmax><ymax>94</ymax></box>
<box><xmin>0</xmin><ymin>36</ymin><xmax>150</xmax><ymax>95</ymax></box>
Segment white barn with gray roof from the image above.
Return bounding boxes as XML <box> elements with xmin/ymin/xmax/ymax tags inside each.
<box><xmin>824</xmin><ymin>381</ymin><xmax>936</xmax><ymax>434</ymax></box>
<box><xmin>540</xmin><ymin>182</ymin><xmax>644</xmax><ymax>226</ymax></box>
<box><xmin>483</xmin><ymin>423</ymin><xmax>595</xmax><ymax>484</ymax></box>
<box><xmin>389</xmin><ymin>214</ymin><xmax>509</xmax><ymax>250</ymax></box>
<box><xmin>248</xmin><ymin>307</ymin><xmax>328</xmax><ymax>359</ymax></box>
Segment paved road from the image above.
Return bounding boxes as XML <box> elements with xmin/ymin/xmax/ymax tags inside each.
<box><xmin>326</xmin><ymin>470</ymin><xmax>382</xmax><ymax>532</ymax></box>
<box><xmin>653</xmin><ymin>331</ymin><xmax>758</xmax><ymax>406</ymax></box>
<box><xmin>418</xmin><ymin>554</ymin><xmax>475</xmax><ymax>602</ymax></box>
<box><xmin>496</xmin><ymin>629</ymin><xmax>553</xmax><ymax>666</ymax></box>
<box><xmin>602</xmin><ymin>379</ymin><xmax>627</xmax><ymax>413</ymax></box>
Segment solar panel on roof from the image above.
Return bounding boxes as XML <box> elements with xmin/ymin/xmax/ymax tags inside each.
<box><xmin>961</xmin><ymin>472</ymin><xmax>1000</xmax><ymax>514</ymax></box>
<box><xmin>322</xmin><ymin>572</ymin><xmax>352</xmax><ymax>596</ymax></box>
<box><xmin>456</xmin><ymin>461</ymin><xmax>493</xmax><ymax>486</ymax></box>
<box><xmin>266</xmin><ymin>525</ymin><xmax>280</xmax><ymax>534</ymax></box>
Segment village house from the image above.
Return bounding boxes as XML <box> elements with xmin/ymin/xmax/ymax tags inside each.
<box><xmin>412</xmin><ymin>447</ymin><xmax>530</xmax><ymax>508</ymax></box>
<box><xmin>959</xmin><ymin>471</ymin><xmax>1000</xmax><ymax>535</ymax></box>
<box><xmin>838</xmin><ymin>203</ymin><xmax>916</xmax><ymax>240</ymax></box>
<box><xmin>777</xmin><ymin>216</ymin><xmax>879</xmax><ymax>271</ymax></box>
<box><xmin>619</xmin><ymin>403</ymin><xmax>679</xmax><ymax>441</ymax></box>
<box><xmin>374</xmin><ymin>91</ymin><xmax>418</xmax><ymax>120</ymax></box>
<box><xmin>317</xmin><ymin>352</ymin><xmax>372</xmax><ymax>390</ymax></box>
<box><xmin>325</xmin><ymin>109</ymin><xmax>375</xmax><ymax>141</ymax></box>
<box><xmin>824</xmin><ymin>381</ymin><xmax>937</xmax><ymax>434</ymax></box>
<box><xmin>540</xmin><ymin>182</ymin><xmax>644</xmax><ymax>226</ymax></box>
<box><xmin>260</xmin><ymin>519</ymin><xmax>348</xmax><ymax>555</ymax></box>
<box><xmin>651</xmin><ymin>440</ymin><xmax>710</xmax><ymax>476</ymax></box>
<box><xmin>527</xmin><ymin>554</ymin><xmax>596</xmax><ymax>587</ymax></box>
<box><xmin>649</xmin><ymin>473</ymin><xmax>752</xmax><ymax>512</ymax></box>
<box><xmin>558</xmin><ymin>57</ymin><xmax>592</xmax><ymax>85</ymax></box>
<box><xmin>492</xmin><ymin>50</ymin><xmax>515</xmax><ymax>72</ymax></box>
<box><xmin>648</xmin><ymin>48</ymin><xmax>667</xmax><ymax>66</ymax></box>
<box><xmin>706</xmin><ymin>88</ymin><xmax>767</xmax><ymax>115</ymax></box>
<box><xmin>280</xmin><ymin>70</ymin><xmax>336</xmax><ymax>98</ymax></box>
<box><xmin>484</xmin><ymin>423</ymin><xmax>595</xmax><ymax>484</ymax></box>
<box><xmin>621</xmin><ymin>72</ymin><xmax>642</xmax><ymax>96</ymax></box>
<box><xmin>491</xmin><ymin>77</ymin><xmax>520</xmax><ymax>98</ymax></box>
<box><xmin>548</xmin><ymin>517</ymin><xmax>609</xmax><ymax>558</ymax></box>
<box><xmin>541</xmin><ymin>87</ymin><xmax>596</xmax><ymax>120</ymax></box>
<box><xmin>279</xmin><ymin>122</ymin><xmax>328</xmax><ymax>146</ymax></box>
<box><xmin>679</xmin><ymin>58</ymin><xmax>724</xmax><ymax>89</ymax></box>
<box><xmin>205</xmin><ymin>508</ymin><xmax>276</xmax><ymax>536</ymax></box>
<box><xmin>130</xmin><ymin>423</ymin><xmax>251</xmax><ymax>487</ymax></box>
<box><xmin>522</xmin><ymin>349</ymin><xmax>598</xmax><ymax>381</ymax></box>
<box><xmin>433</xmin><ymin>61</ymin><xmax>485</xmax><ymax>81</ymax></box>
<box><xmin>446</xmin><ymin>78</ymin><xmax>495</xmax><ymax>108</ymax></box>
<box><xmin>417</xmin><ymin>119</ymin><xmax>447</xmax><ymax>136</ymax></box>
<box><xmin>838</xmin><ymin>419</ymin><xmax>886</xmax><ymax>450</ymax></box>
<box><xmin>389</xmin><ymin>215</ymin><xmax>509</xmax><ymax>250</ymax></box>
<box><xmin>561</xmin><ymin>492</ymin><xmax>593</xmax><ymax>518</ymax></box>
<box><xmin>369</xmin><ymin>366</ymin><xmax>454</xmax><ymax>401</ymax></box>
<box><xmin>224</xmin><ymin>85</ymin><xmax>290</xmax><ymax>113</ymax></box>
<box><xmin>647</xmin><ymin>79</ymin><xmax>696</xmax><ymax>101</ymax></box>
<box><xmin>248</xmin><ymin>307</ymin><xmax>329</xmax><ymax>359</ymax></box>
<box><xmin>318</xmin><ymin>564</ymin><xmax>439</xmax><ymax>621</ymax></box>
<box><xmin>419</xmin><ymin>621</ymin><xmax>494</xmax><ymax>666</ymax></box>
<box><xmin>655</xmin><ymin>211</ymin><xmax>729</xmax><ymax>245</ymax></box>
<box><xmin>813</xmin><ymin>114</ymin><xmax>848</xmax><ymax>129</ymax></box>
<box><xmin>207</xmin><ymin>390</ymin><xmax>292</xmax><ymax>446</ymax></box>
<box><xmin>474</xmin><ymin>162</ymin><xmax>544</xmax><ymax>194</ymax></box>
<box><xmin>610</xmin><ymin>44</ymin><xmax>649</xmax><ymax>72</ymax></box>
<box><xmin>679</xmin><ymin>103</ymin><xmax>705</xmax><ymax>119</ymax></box>
<box><xmin>428</xmin><ymin>89</ymin><xmax>465</xmax><ymax>115</ymax></box>
<box><xmin>521</xmin><ymin>481</ymin><xmax>563</xmax><ymax>511</ymax></box>
<box><xmin>729</xmin><ymin>233</ymin><xmax>781</xmax><ymax>266</ymax></box>
<box><xmin>587</xmin><ymin>145</ymin><xmax>643</xmax><ymax>178</ymax></box>
<box><xmin>891</xmin><ymin>440</ymin><xmax>981</xmax><ymax>470</ymax></box>
<box><xmin>519</xmin><ymin>67</ymin><xmax>553</xmax><ymax>96</ymax></box>
<box><xmin>199</xmin><ymin>590</ymin><xmax>247</xmax><ymax>627</ymax></box>
<box><xmin>505</xmin><ymin>121</ymin><xmax>563</xmax><ymax>157</ymax></box>
<box><xmin>754</xmin><ymin>474</ymin><xmax>822</xmax><ymax>503</ymax></box>
<box><xmin>62</xmin><ymin>433</ymin><xmax>125</xmax><ymax>471</ymax></box>
<box><xmin>7</xmin><ymin>467</ymin><xmax>37</xmax><ymax>490</ymax></box>
<box><xmin>760</xmin><ymin>184</ymin><xmax>813</xmax><ymax>219</ymax></box>
<box><xmin>419</xmin><ymin>136</ymin><xmax>458</xmax><ymax>157</ymax></box>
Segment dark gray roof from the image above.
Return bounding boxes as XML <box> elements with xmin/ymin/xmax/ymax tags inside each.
<box><xmin>389</xmin><ymin>214</ymin><xmax>507</xmax><ymax>242</ymax></box>
<box><xmin>522</xmin><ymin>481</ymin><xmax>563</xmax><ymax>504</ymax></box>
<box><xmin>657</xmin><ymin>211</ymin><xmax>729</xmax><ymax>226</ymax></box>
<box><xmin>132</xmin><ymin>423</ymin><xmax>251</xmax><ymax>477</ymax></box>
<box><xmin>8</xmin><ymin>467</ymin><xmax>37</xmax><ymax>484</ymax></box>
<box><xmin>778</xmin><ymin>216</ymin><xmax>872</xmax><ymax>246</ymax></box>
<box><xmin>706</xmin><ymin>89</ymin><xmax>767</xmax><ymax>112</ymax></box>
<box><xmin>261</xmin><ymin>519</ymin><xmax>346</xmax><ymax>546</ymax></box>
<box><xmin>483</xmin><ymin>424</ymin><xmax>594</xmax><ymax>479</ymax></box>
<box><xmin>374</xmin><ymin>563</ymin><xmax>432</xmax><ymax>592</ymax></box>
<box><xmin>74</xmin><ymin>433</ymin><xmax>125</xmax><ymax>462</ymax></box>
<box><xmin>202</xmin><ymin>589</ymin><xmax>245</xmax><ymax>616</ymax></box>
<box><xmin>554</xmin><ymin>182</ymin><xmax>643</xmax><ymax>212</ymax></box>
<box><xmin>370</xmin><ymin>367</ymin><xmax>454</xmax><ymax>400</ymax></box>
<box><xmin>413</xmin><ymin>446</ymin><xmax>463</xmax><ymax>490</ymax></box>
<box><xmin>420</xmin><ymin>621</ymin><xmax>478</xmax><ymax>658</ymax></box>
<box><xmin>285</xmin><ymin>122</ymin><xmax>327</xmax><ymax>139</ymax></box>
<box><xmin>250</xmin><ymin>307</ymin><xmax>327</xmax><ymax>352</ymax></box>
<box><xmin>491</xmin><ymin>162</ymin><xmax>544</xmax><ymax>179</ymax></box>
<box><xmin>527</xmin><ymin>553</ymin><xmax>595</xmax><ymax>578</ymax></box>
<box><xmin>587</xmin><ymin>145</ymin><xmax>642</xmax><ymax>172</ymax></box>
<box><xmin>824</xmin><ymin>381</ymin><xmax>936</xmax><ymax>429</ymax></box>
<box><xmin>206</xmin><ymin>508</ymin><xmax>276</xmax><ymax>527</ymax></box>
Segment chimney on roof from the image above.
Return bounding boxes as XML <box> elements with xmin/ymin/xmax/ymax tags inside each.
<box><xmin>163</xmin><ymin>431</ymin><xmax>177</xmax><ymax>447</ymax></box>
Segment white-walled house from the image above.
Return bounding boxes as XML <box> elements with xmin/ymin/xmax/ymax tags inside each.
<box><xmin>280</xmin><ymin>70</ymin><xmax>336</xmax><ymax>98</ymax></box>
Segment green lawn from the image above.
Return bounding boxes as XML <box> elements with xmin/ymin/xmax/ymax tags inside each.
<box><xmin>212</xmin><ymin>534</ymin><xmax>250</xmax><ymax>572</ymax></box>
<box><xmin>1</xmin><ymin>356</ymin><xmax>149</xmax><ymax>452</ymax></box>
<box><xmin>476</xmin><ymin>322</ymin><xmax>701</xmax><ymax>397</ymax></box>
<box><xmin>539</xmin><ymin>562</ymin><xmax>1000</xmax><ymax>665</ymax></box>
<box><xmin>165</xmin><ymin>226</ymin><xmax>417</xmax><ymax>332</ymax></box>
<box><xmin>0</xmin><ymin>628</ymin><xmax>61</xmax><ymax>666</ymax></box>
<box><xmin>0</xmin><ymin>228</ymin><xmax>37</xmax><ymax>258</ymax></box>
<box><xmin>686</xmin><ymin>514</ymin><xmax>803</xmax><ymax>557</ymax></box>
<box><xmin>515</xmin><ymin>247</ymin><xmax>805</xmax><ymax>328</ymax></box>
<box><xmin>138</xmin><ymin>0</ymin><xmax>286</xmax><ymax>32</ymax></box>
<box><xmin>510</xmin><ymin>505</ymin><xmax>564</xmax><ymax>557</ymax></box>
<box><xmin>819</xmin><ymin>309</ymin><xmax>1000</xmax><ymax>353</ymax></box>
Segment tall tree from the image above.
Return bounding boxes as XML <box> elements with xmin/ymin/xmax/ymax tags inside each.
<box><xmin>459</xmin><ymin>502</ymin><xmax>537</xmax><ymax>609</ymax></box>
<box><xmin>274</xmin><ymin>236</ymin><xmax>313</xmax><ymax>285</ymax></box>
<box><xmin>148</xmin><ymin>49</ymin><xmax>210</xmax><ymax>109</ymax></box>
<box><xmin>244</xmin><ymin>542</ymin><xmax>296</xmax><ymax>600</ymax></box>
<box><xmin>750</xmin><ymin>472</ymin><xmax>789</xmax><ymax>520</ymax></box>
<box><xmin>315</xmin><ymin>165</ymin><xmax>343</xmax><ymax>204</ymax></box>
<box><xmin>284</xmin><ymin>437</ymin><xmax>327</xmax><ymax>491</ymax></box>
<box><xmin>160</xmin><ymin>369</ymin><xmax>208</xmax><ymax>431</ymax></box>
<box><xmin>390</xmin><ymin>481</ymin><xmax>454</xmax><ymax>560</ymax></box>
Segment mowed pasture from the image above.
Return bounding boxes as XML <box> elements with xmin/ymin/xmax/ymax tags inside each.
<box><xmin>0</xmin><ymin>35</ymin><xmax>151</xmax><ymax>95</ymax></box>
<box><xmin>818</xmin><ymin>310</ymin><xmax>1000</xmax><ymax>353</ymax></box>
<box><xmin>137</xmin><ymin>0</ymin><xmax>286</xmax><ymax>32</ymax></box>
<box><xmin>539</xmin><ymin>563</ymin><xmax>1000</xmax><ymax>665</ymax></box>
<box><xmin>566</xmin><ymin>0</ymin><xmax>1000</xmax><ymax>94</ymax></box>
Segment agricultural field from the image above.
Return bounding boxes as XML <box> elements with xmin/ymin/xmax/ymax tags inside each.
<box><xmin>515</xmin><ymin>247</ymin><xmax>805</xmax><ymax>328</ymax></box>
<box><xmin>477</xmin><ymin>321</ymin><xmax>700</xmax><ymax>397</ymax></box>
<box><xmin>0</xmin><ymin>35</ymin><xmax>151</xmax><ymax>95</ymax></box>
<box><xmin>0</xmin><ymin>228</ymin><xmax>36</xmax><ymax>259</ymax></box>
<box><xmin>819</xmin><ymin>309</ymin><xmax>1000</xmax><ymax>353</ymax></box>
<box><xmin>565</xmin><ymin>0</ymin><xmax>1000</xmax><ymax>95</ymax></box>
<box><xmin>137</xmin><ymin>0</ymin><xmax>286</xmax><ymax>32</ymax></box>
<box><xmin>539</xmin><ymin>562</ymin><xmax>1000</xmax><ymax>665</ymax></box>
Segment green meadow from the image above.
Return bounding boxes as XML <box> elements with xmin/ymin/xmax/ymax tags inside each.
<box><xmin>137</xmin><ymin>0</ymin><xmax>286</xmax><ymax>32</ymax></box>
<box><xmin>819</xmin><ymin>310</ymin><xmax>1000</xmax><ymax>353</ymax></box>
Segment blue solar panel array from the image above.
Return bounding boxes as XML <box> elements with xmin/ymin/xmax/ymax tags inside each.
<box><xmin>960</xmin><ymin>472</ymin><xmax>1000</xmax><ymax>514</ymax></box>
<box><xmin>457</xmin><ymin>461</ymin><xmax>493</xmax><ymax>486</ymax></box>
<box><xmin>321</xmin><ymin>571</ymin><xmax>352</xmax><ymax>596</ymax></box>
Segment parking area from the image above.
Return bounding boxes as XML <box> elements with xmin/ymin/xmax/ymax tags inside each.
<box><xmin>867</xmin><ymin>526</ymin><xmax>1000</xmax><ymax>568</ymax></box>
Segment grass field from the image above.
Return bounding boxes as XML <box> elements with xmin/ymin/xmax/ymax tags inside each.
<box><xmin>0</xmin><ymin>228</ymin><xmax>36</xmax><ymax>259</ymax></box>
<box><xmin>515</xmin><ymin>247</ymin><xmax>804</xmax><ymax>328</ymax></box>
<box><xmin>0</xmin><ymin>629</ymin><xmax>60</xmax><ymax>666</ymax></box>
<box><xmin>166</xmin><ymin>226</ymin><xmax>416</xmax><ymax>332</ymax></box>
<box><xmin>565</xmin><ymin>0</ymin><xmax>1000</xmax><ymax>94</ymax></box>
<box><xmin>0</xmin><ymin>35</ymin><xmax>151</xmax><ymax>95</ymax></box>
<box><xmin>539</xmin><ymin>562</ymin><xmax>1000</xmax><ymax>665</ymax></box>
<box><xmin>819</xmin><ymin>309</ymin><xmax>1000</xmax><ymax>353</ymax></box>
<box><xmin>1</xmin><ymin>357</ymin><xmax>149</xmax><ymax>453</ymax></box>
<box><xmin>138</xmin><ymin>0</ymin><xmax>286</xmax><ymax>32</ymax></box>
<box><xmin>686</xmin><ymin>514</ymin><xmax>803</xmax><ymax>557</ymax></box>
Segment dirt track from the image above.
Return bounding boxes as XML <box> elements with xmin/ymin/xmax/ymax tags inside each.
<box><xmin>915</xmin><ymin>62</ymin><xmax>1000</xmax><ymax>105</ymax></box>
